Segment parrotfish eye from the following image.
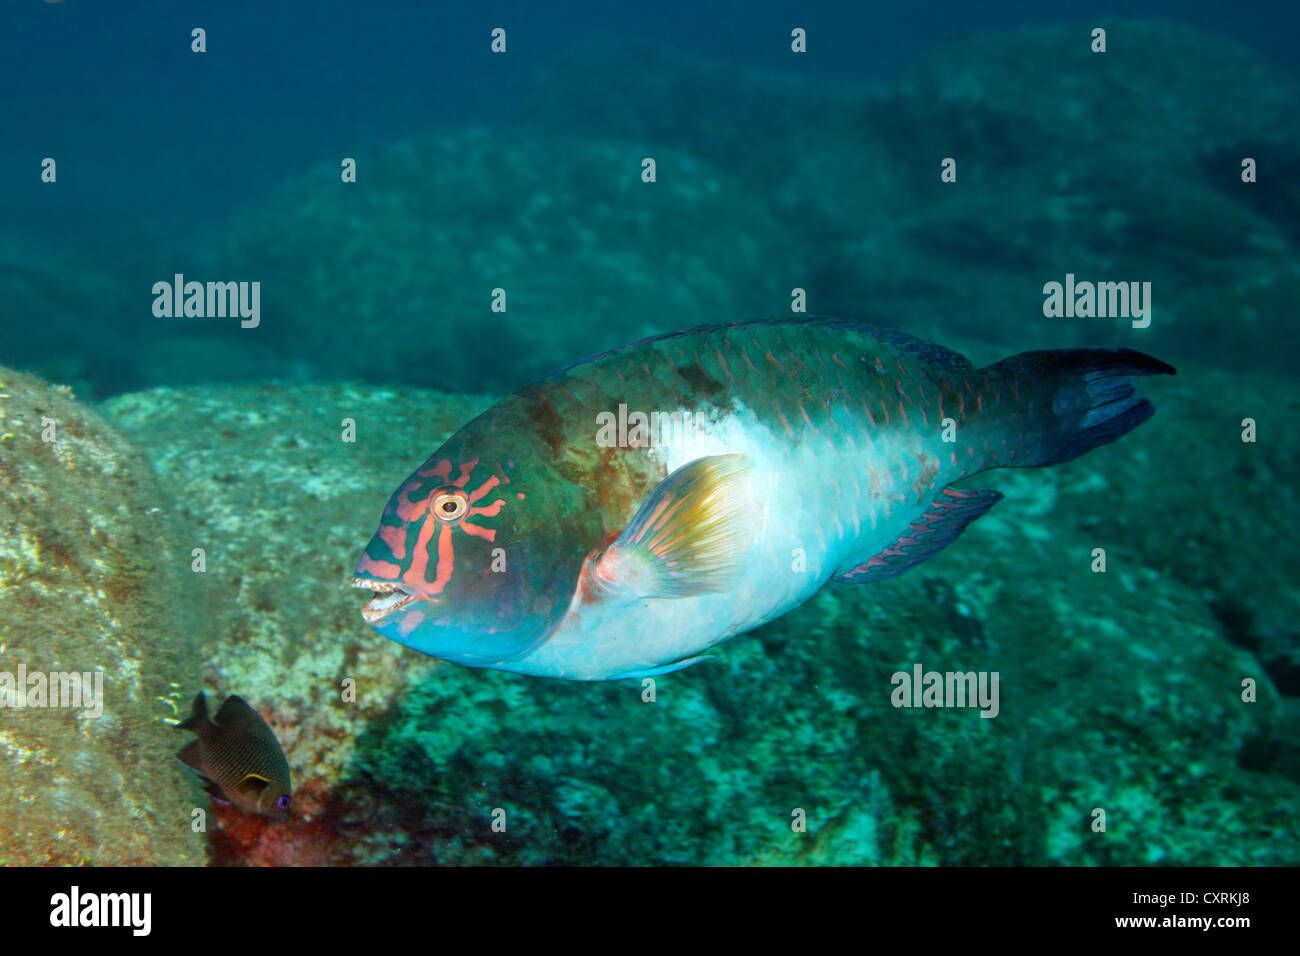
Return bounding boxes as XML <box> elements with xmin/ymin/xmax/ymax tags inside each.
<box><xmin>276</xmin><ymin>795</ymin><xmax>291</xmax><ymax>810</ymax></box>
<box><xmin>431</xmin><ymin>490</ymin><xmax>470</xmax><ymax>522</ymax></box>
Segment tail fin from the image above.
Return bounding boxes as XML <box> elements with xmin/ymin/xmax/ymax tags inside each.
<box><xmin>990</xmin><ymin>348</ymin><xmax>1175</xmax><ymax>467</ymax></box>
<box><xmin>176</xmin><ymin>692</ymin><xmax>213</xmax><ymax>735</ymax></box>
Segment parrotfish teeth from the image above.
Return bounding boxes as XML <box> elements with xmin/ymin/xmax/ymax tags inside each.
<box><xmin>352</xmin><ymin>578</ymin><xmax>418</xmax><ymax>623</ymax></box>
<box><xmin>351</xmin><ymin>578</ymin><xmax>400</xmax><ymax>592</ymax></box>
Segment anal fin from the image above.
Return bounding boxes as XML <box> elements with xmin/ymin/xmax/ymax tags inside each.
<box><xmin>836</xmin><ymin>487</ymin><xmax>1002</xmax><ymax>583</ymax></box>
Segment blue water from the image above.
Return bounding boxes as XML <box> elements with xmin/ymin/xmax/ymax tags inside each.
<box><xmin>4</xmin><ymin>0</ymin><xmax>1296</xmax><ymax>250</ymax></box>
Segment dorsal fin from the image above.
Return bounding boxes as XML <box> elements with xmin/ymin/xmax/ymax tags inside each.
<box><xmin>836</xmin><ymin>487</ymin><xmax>1002</xmax><ymax>583</ymax></box>
<box><xmin>539</xmin><ymin>317</ymin><xmax>972</xmax><ymax>381</ymax></box>
<box><xmin>214</xmin><ymin>694</ymin><xmax>260</xmax><ymax>729</ymax></box>
<box><xmin>175</xmin><ymin>692</ymin><xmax>213</xmax><ymax>735</ymax></box>
<box><xmin>865</xmin><ymin>324</ymin><xmax>973</xmax><ymax>371</ymax></box>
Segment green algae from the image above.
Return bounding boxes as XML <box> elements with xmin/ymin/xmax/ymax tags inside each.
<box><xmin>100</xmin><ymin>365</ymin><xmax>1300</xmax><ymax>866</ymax></box>
<box><xmin>0</xmin><ymin>367</ymin><xmax>206</xmax><ymax>865</ymax></box>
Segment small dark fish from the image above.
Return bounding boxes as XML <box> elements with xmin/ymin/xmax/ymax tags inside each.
<box><xmin>175</xmin><ymin>692</ymin><xmax>292</xmax><ymax>820</ymax></box>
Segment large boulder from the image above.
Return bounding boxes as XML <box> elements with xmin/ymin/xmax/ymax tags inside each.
<box><xmin>205</xmin><ymin>129</ymin><xmax>804</xmax><ymax>397</ymax></box>
<box><xmin>0</xmin><ymin>368</ymin><xmax>206</xmax><ymax>865</ymax></box>
<box><xmin>813</xmin><ymin>21</ymin><xmax>1300</xmax><ymax>372</ymax></box>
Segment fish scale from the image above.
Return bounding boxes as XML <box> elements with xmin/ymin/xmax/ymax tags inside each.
<box><xmin>534</xmin><ymin>321</ymin><xmax>992</xmax><ymax>546</ymax></box>
<box><xmin>353</xmin><ymin>318</ymin><xmax>1173</xmax><ymax>680</ymax></box>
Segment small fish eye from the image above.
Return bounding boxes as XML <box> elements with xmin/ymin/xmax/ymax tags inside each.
<box><xmin>432</xmin><ymin>491</ymin><xmax>469</xmax><ymax>521</ymax></box>
<box><xmin>277</xmin><ymin>795</ymin><xmax>290</xmax><ymax>810</ymax></box>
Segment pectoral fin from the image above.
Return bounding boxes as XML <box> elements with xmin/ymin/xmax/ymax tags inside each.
<box><xmin>593</xmin><ymin>454</ymin><xmax>751</xmax><ymax>599</ymax></box>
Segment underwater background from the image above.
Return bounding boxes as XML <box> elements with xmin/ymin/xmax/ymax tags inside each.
<box><xmin>1</xmin><ymin>0</ymin><xmax>1298</xmax><ymax>865</ymax></box>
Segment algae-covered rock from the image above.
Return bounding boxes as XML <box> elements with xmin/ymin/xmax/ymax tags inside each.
<box><xmin>101</xmin><ymin>382</ymin><xmax>495</xmax><ymax>862</ymax></box>
<box><xmin>100</xmin><ymin>366</ymin><xmax>1300</xmax><ymax>866</ymax></box>
<box><xmin>523</xmin><ymin>25</ymin><xmax>1300</xmax><ymax>378</ymax></box>
<box><xmin>212</xmin><ymin>129</ymin><xmax>803</xmax><ymax>398</ymax></box>
<box><xmin>0</xmin><ymin>367</ymin><xmax>205</xmax><ymax>865</ymax></box>
<box><xmin>823</xmin><ymin>21</ymin><xmax>1300</xmax><ymax>374</ymax></box>
<box><xmin>1019</xmin><ymin>364</ymin><xmax>1300</xmax><ymax>788</ymax></box>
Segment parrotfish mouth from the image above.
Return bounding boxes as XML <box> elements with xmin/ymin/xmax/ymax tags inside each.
<box><xmin>352</xmin><ymin>578</ymin><xmax>421</xmax><ymax>624</ymax></box>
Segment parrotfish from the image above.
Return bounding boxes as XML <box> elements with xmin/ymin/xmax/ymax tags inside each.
<box><xmin>353</xmin><ymin>318</ymin><xmax>1173</xmax><ymax>680</ymax></box>
<box><xmin>175</xmin><ymin>692</ymin><xmax>292</xmax><ymax>819</ymax></box>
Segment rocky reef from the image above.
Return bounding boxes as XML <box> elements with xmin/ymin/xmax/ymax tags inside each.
<box><xmin>100</xmin><ymin>382</ymin><xmax>494</xmax><ymax>864</ymax></box>
<box><xmin>2</xmin><ymin>15</ymin><xmax>1296</xmax><ymax>865</ymax></box>
<box><xmin>98</xmin><ymin>361</ymin><xmax>1300</xmax><ymax>866</ymax></box>
<box><xmin>12</xmin><ymin>22</ymin><xmax>1296</xmax><ymax>400</ymax></box>
<box><xmin>511</xmin><ymin>21</ymin><xmax>1300</xmax><ymax>376</ymax></box>
<box><xmin>210</xmin><ymin>130</ymin><xmax>803</xmax><ymax>398</ymax></box>
<box><xmin>0</xmin><ymin>367</ymin><xmax>206</xmax><ymax>865</ymax></box>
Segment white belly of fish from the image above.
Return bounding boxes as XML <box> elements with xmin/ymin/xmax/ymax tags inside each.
<box><xmin>505</xmin><ymin>404</ymin><xmax>923</xmax><ymax>680</ymax></box>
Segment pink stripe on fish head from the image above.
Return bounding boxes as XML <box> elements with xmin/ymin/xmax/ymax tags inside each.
<box><xmin>395</xmin><ymin>481</ymin><xmax>430</xmax><ymax>521</ymax></box>
<box><xmin>418</xmin><ymin>458</ymin><xmax>453</xmax><ymax>479</ymax></box>
<box><xmin>357</xmin><ymin>553</ymin><xmax>401</xmax><ymax>579</ymax></box>
<box><xmin>377</xmin><ymin>524</ymin><xmax>407</xmax><ymax>561</ymax></box>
